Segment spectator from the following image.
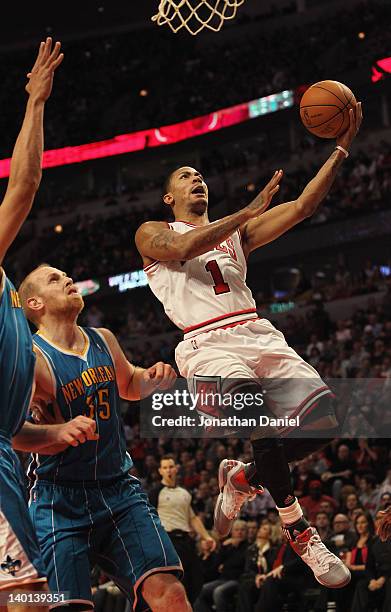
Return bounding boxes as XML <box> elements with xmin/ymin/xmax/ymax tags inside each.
<box><xmin>246</xmin><ymin>519</ymin><xmax>259</xmax><ymax>545</ymax></box>
<box><xmin>355</xmin><ymin>439</ymin><xmax>378</xmax><ymax>474</ymax></box>
<box><xmin>346</xmin><ymin>512</ymin><xmax>375</xmax><ymax>574</ymax></box>
<box><xmin>378</xmin><ymin>492</ymin><xmax>391</xmax><ymax>512</ymax></box>
<box><xmin>328</xmin><ymin>514</ymin><xmax>357</xmax><ymax>558</ymax></box>
<box><xmin>236</xmin><ymin>522</ymin><xmax>274</xmax><ymax>612</ymax></box>
<box><xmin>194</xmin><ymin>520</ymin><xmax>248</xmax><ymax>612</ymax></box>
<box><xmin>379</xmin><ymin>467</ymin><xmax>391</xmax><ymax>496</ymax></box>
<box><xmin>264</xmin><ymin>509</ymin><xmax>282</xmax><ymax>546</ymax></box>
<box><xmin>321</xmin><ymin>444</ymin><xmax>356</xmax><ymax>500</ymax></box>
<box><xmin>197</xmin><ymin>537</ymin><xmax>220</xmax><ymax>585</ymax></box>
<box><xmin>334</xmin><ymin>512</ymin><xmax>376</xmax><ymax>612</ymax></box>
<box><xmin>300</xmin><ymin>480</ymin><xmax>338</xmax><ymax>523</ymax></box>
<box><xmin>359</xmin><ymin>474</ymin><xmax>382</xmax><ymax>517</ymax></box>
<box><xmin>351</xmin><ymin>512</ymin><xmax>391</xmax><ymax>612</ymax></box>
<box><xmin>314</xmin><ymin>511</ymin><xmax>333</xmax><ymax>541</ymax></box>
<box><xmin>254</xmin><ymin>534</ymin><xmax>316</xmax><ymax>612</ymax></box>
<box><xmin>343</xmin><ymin>492</ymin><xmax>362</xmax><ymax>522</ymax></box>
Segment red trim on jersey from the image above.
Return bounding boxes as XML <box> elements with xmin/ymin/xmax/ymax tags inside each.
<box><xmin>217</xmin><ymin>318</ymin><xmax>259</xmax><ymax>331</ymax></box>
<box><xmin>278</xmin><ymin>386</ymin><xmax>333</xmax><ymax>435</ymax></box>
<box><xmin>188</xmin><ymin>317</ymin><xmax>259</xmax><ymax>338</ymax></box>
<box><xmin>292</xmin><ymin>386</ymin><xmax>332</xmax><ymax>417</ymax></box>
<box><xmin>183</xmin><ymin>308</ymin><xmax>257</xmax><ymax>333</ymax></box>
<box><xmin>144</xmin><ymin>260</ymin><xmax>159</xmax><ymax>272</ymax></box>
<box><xmin>174</xmin><ymin>219</ymin><xmax>198</xmax><ymax>227</ymax></box>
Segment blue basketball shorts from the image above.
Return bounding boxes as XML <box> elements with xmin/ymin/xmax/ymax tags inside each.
<box><xmin>29</xmin><ymin>475</ymin><xmax>182</xmax><ymax>610</ymax></box>
<box><xmin>0</xmin><ymin>439</ymin><xmax>46</xmax><ymax>590</ymax></box>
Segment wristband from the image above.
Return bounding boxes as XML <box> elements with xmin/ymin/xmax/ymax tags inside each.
<box><xmin>335</xmin><ymin>145</ymin><xmax>349</xmax><ymax>158</ymax></box>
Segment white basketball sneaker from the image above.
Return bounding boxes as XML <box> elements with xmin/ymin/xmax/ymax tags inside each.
<box><xmin>214</xmin><ymin>459</ymin><xmax>263</xmax><ymax>537</ymax></box>
<box><xmin>287</xmin><ymin>525</ymin><xmax>351</xmax><ymax>588</ymax></box>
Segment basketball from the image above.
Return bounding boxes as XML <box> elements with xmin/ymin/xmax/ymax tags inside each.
<box><xmin>300</xmin><ymin>80</ymin><xmax>356</xmax><ymax>139</ymax></box>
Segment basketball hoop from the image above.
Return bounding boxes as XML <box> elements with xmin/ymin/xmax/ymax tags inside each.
<box><xmin>152</xmin><ymin>0</ymin><xmax>245</xmax><ymax>35</ymax></box>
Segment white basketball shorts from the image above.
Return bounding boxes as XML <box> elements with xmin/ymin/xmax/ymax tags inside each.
<box><xmin>175</xmin><ymin>318</ymin><xmax>333</xmax><ymax>431</ymax></box>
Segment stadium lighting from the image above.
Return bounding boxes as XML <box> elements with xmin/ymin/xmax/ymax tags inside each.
<box><xmin>0</xmin><ymin>90</ymin><xmax>294</xmax><ymax>178</ymax></box>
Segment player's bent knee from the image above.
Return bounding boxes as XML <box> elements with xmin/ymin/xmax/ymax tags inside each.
<box><xmin>142</xmin><ymin>573</ymin><xmax>189</xmax><ymax>610</ymax></box>
<box><xmin>162</xmin><ymin>581</ymin><xmax>188</xmax><ymax>607</ymax></box>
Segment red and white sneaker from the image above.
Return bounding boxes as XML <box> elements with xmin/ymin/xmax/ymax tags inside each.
<box><xmin>288</xmin><ymin>526</ymin><xmax>351</xmax><ymax>588</ymax></box>
<box><xmin>213</xmin><ymin>459</ymin><xmax>263</xmax><ymax>537</ymax></box>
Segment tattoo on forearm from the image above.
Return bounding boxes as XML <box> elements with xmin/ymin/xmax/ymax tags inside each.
<box><xmin>150</xmin><ymin>231</ymin><xmax>176</xmax><ymax>251</ymax></box>
<box><xmin>151</xmin><ymin>216</ymin><xmax>243</xmax><ymax>257</ymax></box>
<box><xmin>302</xmin><ymin>150</ymin><xmax>345</xmax><ymax>216</ymax></box>
<box><xmin>325</xmin><ymin>150</ymin><xmax>343</xmax><ymax>182</ymax></box>
<box><xmin>197</xmin><ymin>219</ymin><xmax>239</xmax><ymax>243</ymax></box>
<box><xmin>248</xmin><ymin>192</ymin><xmax>264</xmax><ymax>211</ymax></box>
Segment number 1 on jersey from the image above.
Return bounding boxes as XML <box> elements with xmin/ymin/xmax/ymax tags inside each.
<box><xmin>205</xmin><ymin>260</ymin><xmax>230</xmax><ymax>295</ymax></box>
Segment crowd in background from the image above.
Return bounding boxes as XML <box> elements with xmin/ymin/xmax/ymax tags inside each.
<box><xmin>0</xmin><ymin>1</ymin><xmax>389</xmax><ymax>155</ymax></box>
<box><xmin>18</xmin><ymin>277</ymin><xmax>391</xmax><ymax>610</ymax></box>
<box><xmin>5</xmin><ymin>1</ymin><xmax>390</xmax><ymax>606</ymax></box>
<box><xmin>101</xmin><ymin>294</ymin><xmax>391</xmax><ymax>611</ymax></box>
<box><xmin>9</xmin><ymin>138</ymin><xmax>389</xmax><ymax>286</ymax></box>
<box><xmin>119</xmin><ymin>441</ymin><xmax>390</xmax><ymax>612</ymax></box>
<box><xmin>78</xmin><ymin>266</ymin><xmax>391</xmax><ymax>610</ymax></box>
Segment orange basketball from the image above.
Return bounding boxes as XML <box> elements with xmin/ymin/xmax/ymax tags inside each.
<box><xmin>300</xmin><ymin>80</ymin><xmax>356</xmax><ymax>139</ymax></box>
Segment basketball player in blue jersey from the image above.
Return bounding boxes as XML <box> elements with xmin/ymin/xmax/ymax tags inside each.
<box><xmin>0</xmin><ymin>39</ymin><xmax>68</xmax><ymax>609</ymax></box>
<box><xmin>136</xmin><ymin>103</ymin><xmax>363</xmax><ymax>590</ymax></box>
<box><xmin>17</xmin><ymin>264</ymin><xmax>191</xmax><ymax>612</ymax></box>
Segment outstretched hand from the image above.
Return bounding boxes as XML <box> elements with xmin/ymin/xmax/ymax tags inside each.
<box><xmin>336</xmin><ymin>101</ymin><xmax>363</xmax><ymax>151</ymax></box>
<box><xmin>245</xmin><ymin>170</ymin><xmax>283</xmax><ymax>219</ymax></box>
<box><xmin>26</xmin><ymin>37</ymin><xmax>64</xmax><ymax>102</ymax></box>
<box><xmin>142</xmin><ymin>361</ymin><xmax>177</xmax><ymax>396</ymax></box>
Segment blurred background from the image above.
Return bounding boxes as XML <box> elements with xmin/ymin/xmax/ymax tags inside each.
<box><xmin>2</xmin><ymin>1</ymin><xmax>391</xmax><ymax>610</ymax></box>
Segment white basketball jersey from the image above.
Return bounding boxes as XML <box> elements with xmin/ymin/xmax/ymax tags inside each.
<box><xmin>144</xmin><ymin>221</ymin><xmax>257</xmax><ymax>338</ymax></box>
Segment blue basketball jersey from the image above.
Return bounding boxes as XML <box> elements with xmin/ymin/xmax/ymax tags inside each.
<box><xmin>0</xmin><ymin>270</ymin><xmax>35</xmax><ymax>439</ymax></box>
<box><xmin>29</xmin><ymin>327</ymin><xmax>132</xmax><ymax>483</ymax></box>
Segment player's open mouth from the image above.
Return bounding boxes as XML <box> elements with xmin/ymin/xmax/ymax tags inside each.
<box><xmin>191</xmin><ymin>186</ymin><xmax>205</xmax><ymax>195</ymax></box>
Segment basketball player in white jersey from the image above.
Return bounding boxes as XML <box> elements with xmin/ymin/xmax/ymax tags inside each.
<box><xmin>136</xmin><ymin>102</ymin><xmax>362</xmax><ymax>590</ymax></box>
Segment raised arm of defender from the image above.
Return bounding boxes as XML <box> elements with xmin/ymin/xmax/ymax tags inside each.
<box><xmin>0</xmin><ymin>38</ymin><xmax>63</xmax><ymax>268</ymax></box>
<box><xmin>0</xmin><ymin>38</ymin><xmax>63</xmax><ymax>264</ymax></box>
<box><xmin>240</xmin><ymin>102</ymin><xmax>363</xmax><ymax>257</ymax></box>
<box><xmin>135</xmin><ymin>170</ymin><xmax>282</xmax><ymax>264</ymax></box>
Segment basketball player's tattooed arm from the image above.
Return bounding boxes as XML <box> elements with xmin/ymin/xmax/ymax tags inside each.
<box><xmin>0</xmin><ymin>39</ymin><xmax>63</xmax><ymax>281</ymax></box>
<box><xmin>135</xmin><ymin>171</ymin><xmax>282</xmax><ymax>263</ymax></box>
<box><xmin>241</xmin><ymin>102</ymin><xmax>363</xmax><ymax>258</ymax></box>
<box><xmin>98</xmin><ymin>328</ymin><xmax>177</xmax><ymax>400</ymax></box>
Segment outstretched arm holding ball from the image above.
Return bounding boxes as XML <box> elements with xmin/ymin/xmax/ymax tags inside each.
<box><xmin>240</xmin><ymin>102</ymin><xmax>362</xmax><ymax>257</ymax></box>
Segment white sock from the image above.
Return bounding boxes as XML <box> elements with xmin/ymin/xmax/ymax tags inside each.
<box><xmin>276</xmin><ymin>498</ymin><xmax>303</xmax><ymax>526</ymax></box>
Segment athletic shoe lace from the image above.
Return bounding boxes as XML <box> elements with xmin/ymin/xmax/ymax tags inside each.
<box><xmin>223</xmin><ymin>488</ymin><xmax>251</xmax><ymax>519</ymax></box>
<box><xmin>232</xmin><ymin>490</ymin><xmax>249</xmax><ymax>514</ymax></box>
<box><xmin>305</xmin><ymin>532</ymin><xmax>337</xmax><ymax>574</ymax></box>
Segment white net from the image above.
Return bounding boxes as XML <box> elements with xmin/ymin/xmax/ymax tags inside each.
<box><xmin>152</xmin><ymin>0</ymin><xmax>246</xmax><ymax>35</ymax></box>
